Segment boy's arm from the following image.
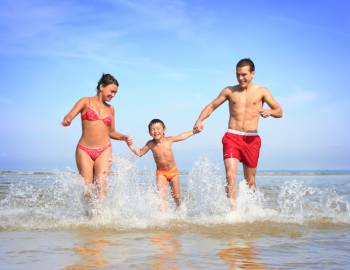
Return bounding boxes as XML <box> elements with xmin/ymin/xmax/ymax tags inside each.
<box><xmin>169</xmin><ymin>130</ymin><xmax>195</xmax><ymax>143</ymax></box>
<box><xmin>128</xmin><ymin>141</ymin><xmax>151</xmax><ymax>157</ymax></box>
<box><xmin>61</xmin><ymin>97</ymin><xmax>87</xmax><ymax>126</ymax></box>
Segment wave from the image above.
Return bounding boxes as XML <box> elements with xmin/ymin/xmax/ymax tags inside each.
<box><xmin>0</xmin><ymin>156</ymin><xmax>349</xmax><ymax>231</ymax></box>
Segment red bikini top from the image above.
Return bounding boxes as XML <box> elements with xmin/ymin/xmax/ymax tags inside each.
<box><xmin>81</xmin><ymin>99</ymin><xmax>112</xmax><ymax>126</ymax></box>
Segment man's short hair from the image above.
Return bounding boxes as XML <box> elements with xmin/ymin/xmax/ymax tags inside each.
<box><xmin>236</xmin><ymin>58</ymin><xmax>255</xmax><ymax>72</ymax></box>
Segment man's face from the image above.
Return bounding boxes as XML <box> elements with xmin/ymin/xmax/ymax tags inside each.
<box><xmin>236</xmin><ymin>65</ymin><xmax>255</xmax><ymax>89</ymax></box>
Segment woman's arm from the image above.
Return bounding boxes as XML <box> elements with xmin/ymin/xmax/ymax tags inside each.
<box><xmin>109</xmin><ymin>106</ymin><xmax>132</xmax><ymax>143</ymax></box>
<box><xmin>61</xmin><ymin>97</ymin><xmax>87</xmax><ymax>126</ymax></box>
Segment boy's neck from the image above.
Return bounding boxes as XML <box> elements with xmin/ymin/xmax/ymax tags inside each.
<box><xmin>154</xmin><ymin>136</ymin><xmax>165</xmax><ymax>143</ymax></box>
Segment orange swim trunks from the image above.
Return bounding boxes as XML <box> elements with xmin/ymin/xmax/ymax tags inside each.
<box><xmin>222</xmin><ymin>129</ymin><xmax>261</xmax><ymax>168</ymax></box>
<box><xmin>156</xmin><ymin>166</ymin><xmax>180</xmax><ymax>181</ymax></box>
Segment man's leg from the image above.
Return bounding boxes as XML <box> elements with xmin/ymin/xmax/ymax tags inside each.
<box><xmin>224</xmin><ymin>158</ymin><xmax>240</xmax><ymax>209</ymax></box>
<box><xmin>243</xmin><ymin>164</ymin><xmax>256</xmax><ymax>191</ymax></box>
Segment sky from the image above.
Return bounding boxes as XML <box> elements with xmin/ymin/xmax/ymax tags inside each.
<box><xmin>0</xmin><ymin>0</ymin><xmax>349</xmax><ymax>171</ymax></box>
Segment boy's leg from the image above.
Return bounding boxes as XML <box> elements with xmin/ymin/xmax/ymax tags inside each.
<box><xmin>94</xmin><ymin>147</ymin><xmax>112</xmax><ymax>199</ymax></box>
<box><xmin>156</xmin><ymin>175</ymin><xmax>168</xmax><ymax>212</ymax></box>
<box><xmin>169</xmin><ymin>175</ymin><xmax>181</xmax><ymax>208</ymax></box>
<box><xmin>224</xmin><ymin>158</ymin><xmax>240</xmax><ymax>210</ymax></box>
<box><xmin>243</xmin><ymin>165</ymin><xmax>256</xmax><ymax>191</ymax></box>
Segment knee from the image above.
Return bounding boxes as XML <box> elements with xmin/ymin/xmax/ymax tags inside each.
<box><xmin>102</xmin><ymin>169</ymin><xmax>110</xmax><ymax>177</ymax></box>
<box><xmin>225</xmin><ymin>183</ymin><xmax>235</xmax><ymax>195</ymax></box>
<box><xmin>172</xmin><ymin>193</ymin><xmax>181</xmax><ymax>200</ymax></box>
<box><xmin>226</xmin><ymin>169</ymin><xmax>237</xmax><ymax>181</ymax></box>
<box><xmin>246</xmin><ymin>177</ymin><xmax>256</xmax><ymax>189</ymax></box>
<box><xmin>102</xmin><ymin>165</ymin><xmax>111</xmax><ymax>176</ymax></box>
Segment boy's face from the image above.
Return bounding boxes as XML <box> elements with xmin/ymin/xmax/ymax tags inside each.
<box><xmin>149</xmin><ymin>123</ymin><xmax>165</xmax><ymax>140</ymax></box>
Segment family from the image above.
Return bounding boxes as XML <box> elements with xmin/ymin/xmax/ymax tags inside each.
<box><xmin>62</xmin><ymin>58</ymin><xmax>283</xmax><ymax>211</ymax></box>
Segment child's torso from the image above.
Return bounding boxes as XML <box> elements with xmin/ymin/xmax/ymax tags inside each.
<box><xmin>150</xmin><ymin>139</ymin><xmax>176</xmax><ymax>170</ymax></box>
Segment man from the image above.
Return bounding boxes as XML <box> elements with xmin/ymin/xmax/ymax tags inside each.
<box><xmin>193</xmin><ymin>58</ymin><xmax>283</xmax><ymax>209</ymax></box>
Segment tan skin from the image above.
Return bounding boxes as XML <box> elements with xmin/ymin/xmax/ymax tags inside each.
<box><xmin>193</xmin><ymin>65</ymin><xmax>283</xmax><ymax>209</ymax></box>
<box><xmin>129</xmin><ymin>123</ymin><xmax>194</xmax><ymax>211</ymax></box>
<box><xmin>62</xmin><ymin>83</ymin><xmax>132</xmax><ymax>199</ymax></box>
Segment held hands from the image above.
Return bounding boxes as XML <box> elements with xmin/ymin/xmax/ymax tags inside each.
<box><xmin>124</xmin><ymin>135</ymin><xmax>133</xmax><ymax>146</ymax></box>
<box><xmin>259</xmin><ymin>109</ymin><xmax>271</xmax><ymax>118</ymax></box>
<box><xmin>193</xmin><ymin>121</ymin><xmax>203</xmax><ymax>134</ymax></box>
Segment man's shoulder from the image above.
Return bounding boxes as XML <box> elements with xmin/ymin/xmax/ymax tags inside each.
<box><xmin>251</xmin><ymin>84</ymin><xmax>270</xmax><ymax>94</ymax></box>
<box><xmin>222</xmin><ymin>85</ymin><xmax>239</xmax><ymax>93</ymax></box>
<box><xmin>253</xmin><ymin>83</ymin><xmax>268</xmax><ymax>91</ymax></box>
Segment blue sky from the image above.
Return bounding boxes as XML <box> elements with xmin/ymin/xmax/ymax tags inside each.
<box><xmin>0</xmin><ymin>0</ymin><xmax>349</xmax><ymax>171</ymax></box>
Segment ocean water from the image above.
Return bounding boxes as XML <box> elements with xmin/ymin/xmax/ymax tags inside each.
<box><xmin>1</xmin><ymin>156</ymin><xmax>350</xmax><ymax>269</ymax></box>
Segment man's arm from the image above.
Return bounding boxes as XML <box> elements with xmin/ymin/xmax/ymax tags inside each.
<box><xmin>193</xmin><ymin>88</ymin><xmax>229</xmax><ymax>133</ymax></box>
<box><xmin>128</xmin><ymin>141</ymin><xmax>151</xmax><ymax>157</ymax></box>
<box><xmin>260</xmin><ymin>88</ymin><xmax>283</xmax><ymax>118</ymax></box>
<box><xmin>169</xmin><ymin>130</ymin><xmax>195</xmax><ymax>143</ymax></box>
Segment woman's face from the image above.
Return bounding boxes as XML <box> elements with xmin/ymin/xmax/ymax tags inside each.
<box><xmin>100</xmin><ymin>83</ymin><xmax>118</xmax><ymax>102</ymax></box>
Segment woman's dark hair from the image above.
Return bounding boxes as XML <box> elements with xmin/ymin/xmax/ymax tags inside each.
<box><xmin>148</xmin><ymin>119</ymin><xmax>166</xmax><ymax>131</ymax></box>
<box><xmin>96</xmin><ymin>73</ymin><xmax>119</xmax><ymax>93</ymax></box>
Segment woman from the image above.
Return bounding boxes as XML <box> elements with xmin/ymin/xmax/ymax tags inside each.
<box><xmin>62</xmin><ymin>73</ymin><xmax>131</xmax><ymax>198</ymax></box>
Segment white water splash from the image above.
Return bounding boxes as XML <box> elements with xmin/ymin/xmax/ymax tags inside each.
<box><xmin>278</xmin><ymin>179</ymin><xmax>350</xmax><ymax>224</ymax></box>
<box><xmin>0</xmin><ymin>155</ymin><xmax>349</xmax><ymax>230</ymax></box>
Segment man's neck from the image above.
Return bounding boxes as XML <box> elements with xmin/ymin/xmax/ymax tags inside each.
<box><xmin>238</xmin><ymin>82</ymin><xmax>254</xmax><ymax>91</ymax></box>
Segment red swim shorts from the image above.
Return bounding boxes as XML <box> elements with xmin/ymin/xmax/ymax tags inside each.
<box><xmin>222</xmin><ymin>129</ymin><xmax>261</xmax><ymax>168</ymax></box>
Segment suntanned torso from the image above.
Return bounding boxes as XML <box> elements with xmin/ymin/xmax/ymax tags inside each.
<box><xmin>193</xmin><ymin>64</ymin><xmax>282</xmax><ymax>135</ymax></box>
<box><xmin>226</xmin><ymin>84</ymin><xmax>265</xmax><ymax>132</ymax></box>
<box><xmin>147</xmin><ymin>138</ymin><xmax>176</xmax><ymax>170</ymax></box>
<box><xmin>80</xmin><ymin>97</ymin><xmax>113</xmax><ymax>147</ymax></box>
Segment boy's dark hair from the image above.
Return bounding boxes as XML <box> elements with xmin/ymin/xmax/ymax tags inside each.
<box><xmin>96</xmin><ymin>73</ymin><xmax>119</xmax><ymax>93</ymax></box>
<box><xmin>148</xmin><ymin>119</ymin><xmax>166</xmax><ymax>131</ymax></box>
<box><xmin>236</xmin><ymin>58</ymin><xmax>255</xmax><ymax>72</ymax></box>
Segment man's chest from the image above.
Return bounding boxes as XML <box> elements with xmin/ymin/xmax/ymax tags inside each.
<box><xmin>228</xmin><ymin>91</ymin><xmax>263</xmax><ymax>107</ymax></box>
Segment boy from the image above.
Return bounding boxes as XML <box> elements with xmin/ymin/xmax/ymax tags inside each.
<box><xmin>128</xmin><ymin>119</ymin><xmax>195</xmax><ymax>211</ymax></box>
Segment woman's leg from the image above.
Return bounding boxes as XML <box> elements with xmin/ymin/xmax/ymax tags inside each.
<box><xmin>76</xmin><ymin>147</ymin><xmax>94</xmax><ymax>198</ymax></box>
<box><xmin>93</xmin><ymin>146</ymin><xmax>112</xmax><ymax>199</ymax></box>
